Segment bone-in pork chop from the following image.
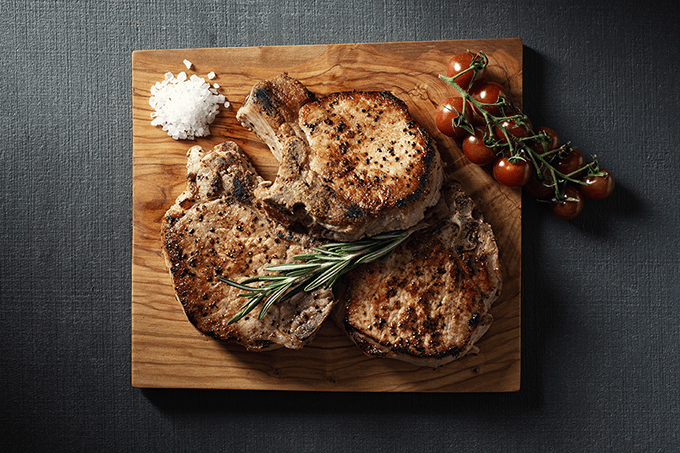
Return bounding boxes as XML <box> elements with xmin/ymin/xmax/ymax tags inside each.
<box><xmin>237</xmin><ymin>74</ymin><xmax>444</xmax><ymax>241</ymax></box>
<box><xmin>333</xmin><ymin>180</ymin><xmax>502</xmax><ymax>367</ymax></box>
<box><xmin>160</xmin><ymin>141</ymin><xmax>335</xmax><ymax>351</ymax></box>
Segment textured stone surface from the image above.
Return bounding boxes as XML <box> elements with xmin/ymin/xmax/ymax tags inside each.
<box><xmin>1</xmin><ymin>0</ymin><xmax>678</xmax><ymax>451</ymax></box>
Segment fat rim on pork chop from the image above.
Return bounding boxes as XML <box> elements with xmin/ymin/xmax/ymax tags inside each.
<box><xmin>160</xmin><ymin>141</ymin><xmax>335</xmax><ymax>351</ymax></box>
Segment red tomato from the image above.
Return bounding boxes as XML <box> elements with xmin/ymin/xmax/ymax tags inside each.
<box><xmin>580</xmin><ymin>169</ymin><xmax>615</xmax><ymax>200</ymax></box>
<box><xmin>493</xmin><ymin>156</ymin><xmax>532</xmax><ymax>188</ymax></box>
<box><xmin>532</xmin><ymin>127</ymin><xmax>561</xmax><ymax>153</ymax></box>
<box><xmin>470</xmin><ymin>81</ymin><xmax>507</xmax><ymax>116</ymax></box>
<box><xmin>494</xmin><ymin>118</ymin><xmax>531</xmax><ymax>144</ymax></box>
<box><xmin>525</xmin><ymin>177</ymin><xmax>555</xmax><ymax>199</ymax></box>
<box><xmin>550</xmin><ymin>185</ymin><xmax>584</xmax><ymax>219</ymax></box>
<box><xmin>462</xmin><ymin>128</ymin><xmax>496</xmax><ymax>165</ymax></box>
<box><xmin>555</xmin><ymin>148</ymin><xmax>587</xmax><ymax>178</ymax></box>
<box><xmin>435</xmin><ymin>96</ymin><xmax>472</xmax><ymax>138</ymax></box>
<box><xmin>446</xmin><ymin>52</ymin><xmax>486</xmax><ymax>90</ymax></box>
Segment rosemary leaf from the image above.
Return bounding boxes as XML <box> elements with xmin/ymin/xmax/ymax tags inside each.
<box><xmin>265</xmin><ymin>262</ymin><xmax>320</xmax><ymax>272</ymax></box>
<box><xmin>304</xmin><ymin>259</ymin><xmax>352</xmax><ymax>292</ymax></box>
<box><xmin>216</xmin><ymin>277</ymin><xmax>256</xmax><ymax>291</ymax></box>
<box><xmin>229</xmin><ymin>294</ymin><xmax>265</xmax><ymax>324</ymax></box>
<box><xmin>258</xmin><ymin>283</ymin><xmax>293</xmax><ymax>320</ymax></box>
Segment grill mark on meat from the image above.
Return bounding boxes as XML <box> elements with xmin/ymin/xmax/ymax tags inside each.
<box><xmin>160</xmin><ymin>141</ymin><xmax>336</xmax><ymax>351</ymax></box>
<box><xmin>343</xmin><ymin>204</ymin><xmax>365</xmax><ymax>219</ymax></box>
<box><xmin>333</xmin><ymin>180</ymin><xmax>502</xmax><ymax>367</ymax></box>
<box><xmin>231</xmin><ymin>174</ymin><xmax>252</xmax><ymax>204</ymax></box>
<box><xmin>251</xmin><ymin>87</ymin><xmax>276</xmax><ymax>113</ymax></box>
<box><xmin>237</xmin><ymin>75</ymin><xmax>444</xmax><ymax>241</ymax></box>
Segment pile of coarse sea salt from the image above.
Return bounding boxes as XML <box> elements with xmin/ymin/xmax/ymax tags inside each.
<box><xmin>149</xmin><ymin>71</ymin><xmax>229</xmax><ymax>140</ymax></box>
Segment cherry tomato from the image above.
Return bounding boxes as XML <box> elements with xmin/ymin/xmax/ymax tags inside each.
<box><xmin>555</xmin><ymin>148</ymin><xmax>587</xmax><ymax>178</ymax></box>
<box><xmin>494</xmin><ymin>118</ymin><xmax>531</xmax><ymax>144</ymax></box>
<box><xmin>525</xmin><ymin>177</ymin><xmax>555</xmax><ymax>199</ymax></box>
<box><xmin>462</xmin><ymin>128</ymin><xmax>496</xmax><ymax>165</ymax></box>
<box><xmin>470</xmin><ymin>81</ymin><xmax>507</xmax><ymax>116</ymax></box>
<box><xmin>580</xmin><ymin>169</ymin><xmax>615</xmax><ymax>200</ymax></box>
<box><xmin>550</xmin><ymin>185</ymin><xmax>584</xmax><ymax>219</ymax></box>
<box><xmin>493</xmin><ymin>156</ymin><xmax>532</xmax><ymax>188</ymax></box>
<box><xmin>435</xmin><ymin>96</ymin><xmax>472</xmax><ymax>138</ymax></box>
<box><xmin>532</xmin><ymin>127</ymin><xmax>561</xmax><ymax>153</ymax></box>
<box><xmin>446</xmin><ymin>52</ymin><xmax>486</xmax><ymax>90</ymax></box>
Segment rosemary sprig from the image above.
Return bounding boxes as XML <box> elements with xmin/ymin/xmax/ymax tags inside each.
<box><xmin>217</xmin><ymin>231</ymin><xmax>411</xmax><ymax>325</ymax></box>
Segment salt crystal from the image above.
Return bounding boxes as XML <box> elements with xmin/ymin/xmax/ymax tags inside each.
<box><xmin>213</xmin><ymin>83</ymin><xmax>220</xmax><ymax>89</ymax></box>
<box><xmin>183</xmin><ymin>59</ymin><xmax>192</xmax><ymax>69</ymax></box>
<box><xmin>148</xmin><ymin>71</ymin><xmax>227</xmax><ymax>140</ymax></box>
<box><xmin>208</xmin><ymin>72</ymin><xmax>216</xmax><ymax>79</ymax></box>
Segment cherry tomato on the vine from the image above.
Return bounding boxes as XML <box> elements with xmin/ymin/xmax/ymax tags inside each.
<box><xmin>470</xmin><ymin>81</ymin><xmax>507</xmax><ymax>116</ymax></box>
<box><xmin>555</xmin><ymin>148</ymin><xmax>587</xmax><ymax>178</ymax></box>
<box><xmin>550</xmin><ymin>185</ymin><xmax>584</xmax><ymax>219</ymax></box>
<box><xmin>525</xmin><ymin>177</ymin><xmax>555</xmax><ymax>199</ymax></box>
<box><xmin>493</xmin><ymin>156</ymin><xmax>532</xmax><ymax>188</ymax></box>
<box><xmin>532</xmin><ymin>127</ymin><xmax>561</xmax><ymax>153</ymax></box>
<box><xmin>446</xmin><ymin>52</ymin><xmax>486</xmax><ymax>91</ymax></box>
<box><xmin>580</xmin><ymin>169</ymin><xmax>615</xmax><ymax>200</ymax></box>
<box><xmin>435</xmin><ymin>96</ymin><xmax>473</xmax><ymax>138</ymax></box>
<box><xmin>462</xmin><ymin>128</ymin><xmax>496</xmax><ymax>165</ymax></box>
<box><xmin>494</xmin><ymin>118</ymin><xmax>531</xmax><ymax>144</ymax></box>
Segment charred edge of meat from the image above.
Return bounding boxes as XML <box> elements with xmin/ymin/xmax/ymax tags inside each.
<box><xmin>365</xmin><ymin>90</ymin><xmax>405</xmax><ymax>107</ymax></box>
<box><xmin>350</xmin><ymin>335</ymin><xmax>389</xmax><ymax>357</ymax></box>
<box><xmin>164</xmin><ymin>237</ymin><xmax>183</xmax><ymax>273</ymax></box>
<box><xmin>344</xmin><ymin>319</ymin><xmax>465</xmax><ymax>361</ymax></box>
<box><xmin>251</xmin><ymin>87</ymin><xmax>277</xmax><ymax>116</ymax></box>
<box><xmin>246</xmin><ymin>338</ymin><xmax>274</xmax><ymax>349</ymax></box>
<box><xmin>395</xmin><ymin>188</ymin><xmax>422</xmax><ymax>208</ymax></box>
<box><xmin>343</xmin><ymin>203</ymin><xmax>366</xmax><ymax>219</ymax></box>
<box><xmin>248</xmin><ymin>75</ymin><xmax>316</xmax><ymax>118</ymax></box>
<box><xmin>394</xmin><ymin>134</ymin><xmax>438</xmax><ymax>208</ymax></box>
<box><xmin>418</xmin><ymin>135</ymin><xmax>438</xmax><ymax>189</ymax></box>
<box><xmin>231</xmin><ymin>174</ymin><xmax>252</xmax><ymax>204</ymax></box>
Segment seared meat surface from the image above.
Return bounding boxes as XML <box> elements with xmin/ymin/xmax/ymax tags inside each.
<box><xmin>333</xmin><ymin>180</ymin><xmax>502</xmax><ymax>367</ymax></box>
<box><xmin>237</xmin><ymin>75</ymin><xmax>444</xmax><ymax>241</ymax></box>
<box><xmin>160</xmin><ymin>141</ymin><xmax>335</xmax><ymax>351</ymax></box>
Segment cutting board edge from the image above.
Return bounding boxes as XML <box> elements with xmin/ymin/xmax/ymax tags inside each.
<box><xmin>131</xmin><ymin>39</ymin><xmax>522</xmax><ymax>392</ymax></box>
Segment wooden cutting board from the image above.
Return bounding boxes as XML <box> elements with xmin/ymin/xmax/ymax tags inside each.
<box><xmin>132</xmin><ymin>38</ymin><xmax>522</xmax><ymax>391</ymax></box>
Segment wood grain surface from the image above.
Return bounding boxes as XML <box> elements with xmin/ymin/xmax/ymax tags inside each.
<box><xmin>131</xmin><ymin>39</ymin><xmax>522</xmax><ymax>391</ymax></box>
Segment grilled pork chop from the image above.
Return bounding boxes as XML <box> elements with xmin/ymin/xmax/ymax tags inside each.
<box><xmin>333</xmin><ymin>180</ymin><xmax>502</xmax><ymax>367</ymax></box>
<box><xmin>237</xmin><ymin>74</ymin><xmax>444</xmax><ymax>241</ymax></box>
<box><xmin>160</xmin><ymin>141</ymin><xmax>335</xmax><ymax>351</ymax></box>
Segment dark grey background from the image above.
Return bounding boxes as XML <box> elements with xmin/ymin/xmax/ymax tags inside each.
<box><xmin>2</xmin><ymin>0</ymin><xmax>678</xmax><ymax>451</ymax></box>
